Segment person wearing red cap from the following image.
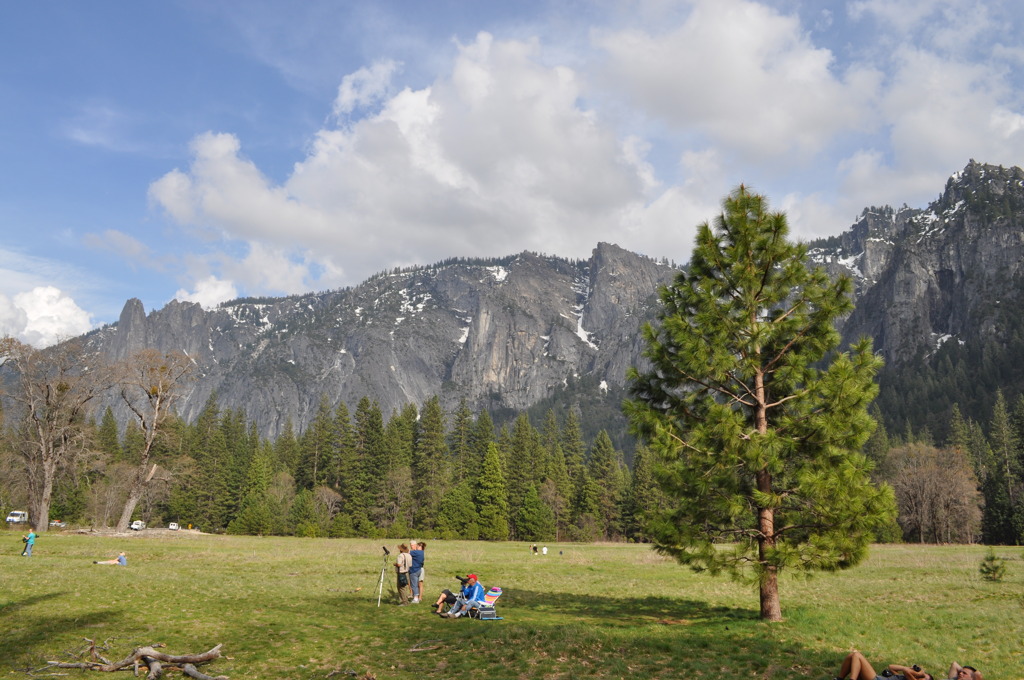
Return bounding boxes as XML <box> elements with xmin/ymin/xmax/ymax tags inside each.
<box><xmin>432</xmin><ymin>573</ymin><xmax>482</xmax><ymax>616</ymax></box>
<box><xmin>441</xmin><ymin>574</ymin><xmax>485</xmax><ymax>618</ymax></box>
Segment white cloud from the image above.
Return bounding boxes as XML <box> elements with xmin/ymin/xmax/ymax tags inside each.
<box><xmin>593</xmin><ymin>0</ymin><xmax>882</xmax><ymax>162</ymax></box>
<box><xmin>149</xmin><ymin>32</ymin><xmax>677</xmax><ymax>293</ymax></box>
<box><xmin>333</xmin><ymin>60</ymin><xmax>400</xmax><ymax>117</ymax></box>
<box><xmin>139</xmin><ymin>0</ymin><xmax>1024</xmax><ymax>300</ymax></box>
<box><xmin>0</xmin><ymin>286</ymin><xmax>94</xmax><ymax>348</ymax></box>
<box><xmin>828</xmin><ymin>42</ymin><xmax>1024</xmax><ymax>211</ymax></box>
<box><xmin>173</xmin><ymin>276</ymin><xmax>238</xmax><ymax>309</ymax></box>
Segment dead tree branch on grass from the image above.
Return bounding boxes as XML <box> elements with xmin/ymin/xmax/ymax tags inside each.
<box><xmin>45</xmin><ymin>643</ymin><xmax>226</xmax><ymax>679</ymax></box>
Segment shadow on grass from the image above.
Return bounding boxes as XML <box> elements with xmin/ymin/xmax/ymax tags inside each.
<box><xmin>1</xmin><ymin>592</ymin><xmax>120</xmax><ymax>673</ymax></box>
<box><xmin>507</xmin><ymin>588</ymin><xmax>757</xmax><ymax>625</ymax></box>
<box><xmin>309</xmin><ymin>588</ymin><xmax>841</xmax><ymax>679</ymax></box>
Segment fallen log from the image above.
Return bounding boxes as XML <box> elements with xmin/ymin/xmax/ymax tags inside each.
<box><xmin>46</xmin><ymin>643</ymin><xmax>225</xmax><ymax>679</ymax></box>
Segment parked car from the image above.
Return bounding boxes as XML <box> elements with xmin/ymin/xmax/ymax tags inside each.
<box><xmin>168</xmin><ymin>522</ymin><xmax>180</xmax><ymax>531</ymax></box>
<box><xmin>49</xmin><ymin>519</ymin><xmax>67</xmax><ymax>528</ymax></box>
<box><xmin>5</xmin><ymin>511</ymin><xmax>28</xmax><ymax>524</ymax></box>
<box><xmin>130</xmin><ymin>520</ymin><xmax>146</xmax><ymax>531</ymax></box>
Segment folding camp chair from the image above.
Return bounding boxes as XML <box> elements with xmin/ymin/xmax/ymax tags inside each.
<box><xmin>468</xmin><ymin>586</ymin><xmax>503</xmax><ymax>620</ymax></box>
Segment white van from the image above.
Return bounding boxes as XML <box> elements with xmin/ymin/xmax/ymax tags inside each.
<box><xmin>130</xmin><ymin>520</ymin><xmax>146</xmax><ymax>531</ymax></box>
<box><xmin>5</xmin><ymin>511</ymin><xmax>29</xmax><ymax>524</ymax></box>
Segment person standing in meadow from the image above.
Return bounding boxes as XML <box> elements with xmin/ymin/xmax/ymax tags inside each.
<box><xmin>395</xmin><ymin>544</ymin><xmax>412</xmax><ymax>605</ymax></box>
<box><xmin>21</xmin><ymin>527</ymin><xmax>36</xmax><ymax>556</ymax></box>
<box><xmin>409</xmin><ymin>540</ymin><xmax>424</xmax><ymax>604</ymax></box>
<box><xmin>416</xmin><ymin>541</ymin><xmax>426</xmax><ymax>600</ymax></box>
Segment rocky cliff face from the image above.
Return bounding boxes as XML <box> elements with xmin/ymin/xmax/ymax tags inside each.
<box><xmin>808</xmin><ymin>160</ymin><xmax>1024</xmax><ymax>367</ymax></box>
<box><xmin>84</xmin><ymin>243</ymin><xmax>675</xmax><ymax>438</ymax></box>
<box><xmin>78</xmin><ymin>161</ymin><xmax>1024</xmax><ymax>438</ymax></box>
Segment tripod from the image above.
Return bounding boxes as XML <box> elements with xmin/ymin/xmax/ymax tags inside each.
<box><xmin>376</xmin><ymin>546</ymin><xmax>391</xmax><ymax>607</ymax></box>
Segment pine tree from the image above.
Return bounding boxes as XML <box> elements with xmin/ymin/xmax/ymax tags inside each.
<box><xmin>586</xmin><ymin>430</ymin><xmax>624</xmax><ymax>539</ymax></box>
<box><xmin>470</xmin><ymin>409</ymin><xmax>495</xmax><ymax>467</ymax></box>
<box><xmin>221</xmin><ymin>408</ymin><xmax>253</xmax><ymax>520</ymax></box>
<box><xmin>352</xmin><ymin>397</ymin><xmax>386</xmax><ymax>532</ymax></box>
<box><xmin>386</xmin><ymin>403</ymin><xmax>418</xmax><ymax>471</ymax></box>
<box><xmin>274</xmin><ymin>418</ymin><xmax>301</xmax><ymax>476</ymax></box>
<box><xmin>290</xmin><ymin>488</ymin><xmax>322</xmax><ymax>537</ymax></box>
<box><xmin>622</xmin><ymin>445</ymin><xmax>661</xmax><ymax>542</ymax></box>
<box><xmin>561</xmin><ymin>408</ymin><xmax>587</xmax><ymax>483</ymax></box>
<box><xmin>331</xmin><ymin>402</ymin><xmax>356</xmax><ymax>499</ymax></box>
<box><xmin>506</xmin><ymin>414</ymin><xmax>542</xmax><ymax>536</ymax></box>
<box><xmin>984</xmin><ymin>391</ymin><xmax>1019</xmax><ymax>543</ymax></box>
<box><xmin>625</xmin><ymin>186</ymin><xmax>896</xmax><ymax>621</ymax></box>
<box><xmin>121</xmin><ymin>422</ymin><xmax>146</xmax><ymax>465</ymax></box>
<box><xmin>448</xmin><ymin>399</ymin><xmax>475</xmax><ymax>481</ymax></box>
<box><xmin>296</xmin><ymin>395</ymin><xmax>336</xmax><ymax>490</ymax></box>
<box><xmin>436</xmin><ymin>480</ymin><xmax>478</xmax><ymax>539</ymax></box>
<box><xmin>227</xmin><ymin>442</ymin><xmax>280</xmax><ymax>536</ymax></box>
<box><xmin>516</xmin><ymin>484</ymin><xmax>555</xmax><ymax>541</ymax></box>
<box><xmin>413</xmin><ymin>396</ymin><xmax>448</xmax><ymax>530</ymax></box>
<box><xmin>475</xmin><ymin>443</ymin><xmax>509</xmax><ymax>541</ymax></box>
<box><xmin>97</xmin><ymin>406</ymin><xmax>121</xmax><ymax>460</ymax></box>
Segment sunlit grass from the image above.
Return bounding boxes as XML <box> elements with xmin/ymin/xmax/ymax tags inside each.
<box><xmin>1</xmin><ymin>531</ymin><xmax>1021</xmax><ymax>679</ymax></box>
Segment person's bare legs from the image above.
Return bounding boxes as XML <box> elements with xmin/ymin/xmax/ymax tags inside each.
<box><xmin>840</xmin><ymin>652</ymin><xmax>878</xmax><ymax>680</ymax></box>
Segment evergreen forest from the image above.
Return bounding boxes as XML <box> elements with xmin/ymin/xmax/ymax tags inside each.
<box><xmin>0</xmin><ymin>383</ymin><xmax>662</xmax><ymax>543</ymax></box>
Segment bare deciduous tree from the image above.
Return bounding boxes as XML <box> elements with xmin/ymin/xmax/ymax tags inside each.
<box><xmin>0</xmin><ymin>337</ymin><xmax>111</xmax><ymax>531</ymax></box>
<box><xmin>114</xmin><ymin>349</ymin><xmax>193</xmax><ymax>532</ymax></box>
<box><xmin>889</xmin><ymin>443</ymin><xmax>982</xmax><ymax>543</ymax></box>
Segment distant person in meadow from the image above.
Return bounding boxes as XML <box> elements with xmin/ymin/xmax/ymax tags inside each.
<box><xmin>409</xmin><ymin>540</ymin><xmax>424</xmax><ymax>604</ymax></box>
<box><xmin>94</xmin><ymin>552</ymin><xmax>127</xmax><ymax>566</ymax></box>
<box><xmin>21</xmin><ymin>527</ymin><xmax>36</xmax><ymax>556</ymax></box>
<box><xmin>835</xmin><ymin>651</ymin><xmax>933</xmax><ymax>680</ymax></box>
<box><xmin>947</xmin><ymin>663</ymin><xmax>982</xmax><ymax>680</ymax></box>
<box><xmin>394</xmin><ymin>543</ymin><xmax>412</xmax><ymax>605</ymax></box>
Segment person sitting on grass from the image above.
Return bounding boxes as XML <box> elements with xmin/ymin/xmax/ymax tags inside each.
<box><xmin>947</xmin><ymin>663</ymin><xmax>982</xmax><ymax>680</ymax></box>
<box><xmin>94</xmin><ymin>552</ymin><xmax>127</xmax><ymax>565</ymax></box>
<box><xmin>836</xmin><ymin>651</ymin><xmax>933</xmax><ymax>680</ymax></box>
<box><xmin>440</xmin><ymin>573</ymin><xmax>485</xmax><ymax>619</ymax></box>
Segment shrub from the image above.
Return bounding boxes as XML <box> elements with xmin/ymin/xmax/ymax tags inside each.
<box><xmin>979</xmin><ymin>548</ymin><xmax>1007</xmax><ymax>581</ymax></box>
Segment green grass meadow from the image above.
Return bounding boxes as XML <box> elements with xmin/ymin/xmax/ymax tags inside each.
<box><xmin>1</xmin><ymin>531</ymin><xmax>1022</xmax><ymax>679</ymax></box>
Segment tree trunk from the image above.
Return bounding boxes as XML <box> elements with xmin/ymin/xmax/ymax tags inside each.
<box><xmin>756</xmin><ymin>468</ymin><xmax>782</xmax><ymax>621</ymax></box>
<box><xmin>759</xmin><ymin>566</ymin><xmax>782</xmax><ymax>621</ymax></box>
<box><xmin>31</xmin><ymin>462</ymin><xmax>55</xmax><ymax>532</ymax></box>
<box><xmin>115</xmin><ymin>484</ymin><xmax>144</xmax><ymax>533</ymax></box>
<box><xmin>115</xmin><ymin>464</ymin><xmax>155</xmax><ymax>532</ymax></box>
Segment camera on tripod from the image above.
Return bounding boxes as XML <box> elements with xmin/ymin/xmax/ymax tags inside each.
<box><xmin>455</xmin><ymin>574</ymin><xmax>470</xmax><ymax>585</ymax></box>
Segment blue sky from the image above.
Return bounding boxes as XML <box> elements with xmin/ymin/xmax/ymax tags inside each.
<box><xmin>2</xmin><ymin>0</ymin><xmax>1023</xmax><ymax>346</ymax></box>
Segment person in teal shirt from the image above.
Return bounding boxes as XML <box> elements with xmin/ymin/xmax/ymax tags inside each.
<box><xmin>21</xmin><ymin>527</ymin><xmax>36</xmax><ymax>556</ymax></box>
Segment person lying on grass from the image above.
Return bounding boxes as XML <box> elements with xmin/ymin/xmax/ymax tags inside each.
<box><xmin>94</xmin><ymin>552</ymin><xmax>127</xmax><ymax>566</ymax></box>
<box><xmin>947</xmin><ymin>663</ymin><xmax>982</xmax><ymax>680</ymax></box>
<box><xmin>836</xmin><ymin>650</ymin><xmax>933</xmax><ymax>680</ymax></box>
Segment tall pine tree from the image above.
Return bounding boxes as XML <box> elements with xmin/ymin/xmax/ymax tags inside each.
<box><xmin>626</xmin><ymin>186</ymin><xmax>896</xmax><ymax>621</ymax></box>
